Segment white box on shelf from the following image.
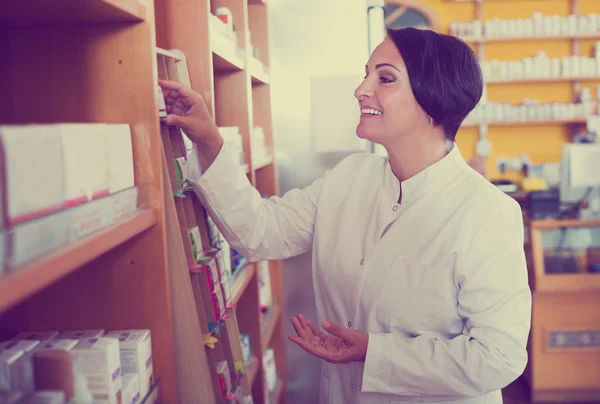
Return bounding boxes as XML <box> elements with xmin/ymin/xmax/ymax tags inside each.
<box><xmin>262</xmin><ymin>348</ymin><xmax>277</xmax><ymax>392</ymax></box>
<box><xmin>33</xmin><ymin>339</ymin><xmax>78</xmax><ymax>352</ymax></box>
<box><xmin>188</xmin><ymin>226</ymin><xmax>203</xmax><ymax>261</ymax></box>
<box><xmin>68</xmin><ymin>192</ymin><xmax>113</xmax><ymax>240</ymax></box>
<box><xmin>258</xmin><ymin>261</ymin><xmax>272</xmax><ymax>310</ymax></box>
<box><xmin>1</xmin><ymin>340</ymin><xmax>40</xmax><ymax>352</ymax></box>
<box><xmin>103</xmin><ymin>330</ymin><xmax>153</xmax><ymax>398</ymax></box>
<box><xmin>122</xmin><ymin>374</ymin><xmax>140</xmax><ymax>404</ymax></box>
<box><xmin>0</xmin><ymin>348</ymin><xmax>34</xmax><ymax>394</ymax></box>
<box><xmin>72</xmin><ymin>338</ymin><xmax>122</xmax><ymax>404</ymax></box>
<box><xmin>0</xmin><ymin>125</ymin><xmax>65</xmax><ymax>227</ymax></box>
<box><xmin>58</xmin><ymin>123</ymin><xmax>109</xmax><ymax>206</ymax></box>
<box><xmin>58</xmin><ymin>329</ymin><xmax>105</xmax><ymax>340</ymax></box>
<box><xmin>19</xmin><ymin>390</ymin><xmax>66</xmax><ymax>404</ymax></box>
<box><xmin>11</xmin><ymin>331</ymin><xmax>59</xmax><ymax>342</ymax></box>
<box><xmin>106</xmin><ymin>124</ymin><xmax>135</xmax><ymax>194</ymax></box>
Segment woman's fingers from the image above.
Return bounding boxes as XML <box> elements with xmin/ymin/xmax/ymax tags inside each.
<box><xmin>306</xmin><ymin>320</ymin><xmax>327</xmax><ymax>339</ymax></box>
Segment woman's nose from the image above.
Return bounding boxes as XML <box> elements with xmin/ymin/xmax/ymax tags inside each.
<box><xmin>354</xmin><ymin>80</ymin><xmax>373</xmax><ymax>100</ymax></box>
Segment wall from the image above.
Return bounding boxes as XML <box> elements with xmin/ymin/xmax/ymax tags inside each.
<box><xmin>418</xmin><ymin>0</ymin><xmax>600</xmax><ymax>179</ymax></box>
<box><xmin>268</xmin><ymin>0</ymin><xmax>369</xmax><ymax>402</ymax></box>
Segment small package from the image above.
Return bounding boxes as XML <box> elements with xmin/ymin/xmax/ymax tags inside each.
<box><xmin>11</xmin><ymin>331</ymin><xmax>59</xmax><ymax>342</ymax></box>
<box><xmin>188</xmin><ymin>227</ymin><xmax>203</xmax><ymax>261</ymax></box>
<box><xmin>262</xmin><ymin>348</ymin><xmax>277</xmax><ymax>392</ymax></box>
<box><xmin>104</xmin><ymin>330</ymin><xmax>153</xmax><ymax>398</ymax></box>
<box><xmin>157</xmin><ymin>86</ymin><xmax>167</xmax><ymax>120</ymax></box>
<box><xmin>122</xmin><ymin>374</ymin><xmax>140</xmax><ymax>404</ymax></box>
<box><xmin>19</xmin><ymin>390</ymin><xmax>66</xmax><ymax>404</ymax></box>
<box><xmin>216</xmin><ymin>361</ymin><xmax>232</xmax><ymax>401</ymax></box>
<box><xmin>34</xmin><ymin>339</ymin><xmax>78</xmax><ymax>352</ymax></box>
<box><xmin>0</xmin><ymin>348</ymin><xmax>34</xmax><ymax>394</ymax></box>
<box><xmin>240</xmin><ymin>334</ymin><xmax>251</xmax><ymax>363</ymax></box>
<box><xmin>72</xmin><ymin>338</ymin><xmax>122</xmax><ymax>404</ymax></box>
<box><xmin>1</xmin><ymin>340</ymin><xmax>40</xmax><ymax>352</ymax></box>
<box><xmin>58</xmin><ymin>329</ymin><xmax>105</xmax><ymax>340</ymax></box>
<box><xmin>220</xmin><ymin>277</ymin><xmax>232</xmax><ymax>306</ymax></box>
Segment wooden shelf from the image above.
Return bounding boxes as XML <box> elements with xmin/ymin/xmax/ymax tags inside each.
<box><xmin>232</xmin><ymin>263</ymin><xmax>256</xmax><ymax>305</ymax></box>
<box><xmin>460</xmin><ymin>33</ymin><xmax>600</xmax><ymax>43</ymax></box>
<box><xmin>530</xmin><ymin>219</ymin><xmax>600</xmax><ymax>230</ymax></box>
<box><xmin>249</xmin><ymin>0</ymin><xmax>267</xmax><ymax>4</ymax></box>
<box><xmin>269</xmin><ymin>379</ymin><xmax>285</xmax><ymax>404</ymax></box>
<box><xmin>211</xmin><ymin>34</ymin><xmax>245</xmax><ymax>72</ymax></box>
<box><xmin>249</xmin><ymin>58</ymin><xmax>271</xmax><ymax>85</ymax></box>
<box><xmin>0</xmin><ymin>0</ymin><xmax>146</xmax><ymax>26</ymax></box>
<box><xmin>254</xmin><ymin>155</ymin><xmax>273</xmax><ymax>170</ymax></box>
<box><xmin>462</xmin><ymin>118</ymin><xmax>588</xmax><ymax>128</ymax></box>
<box><xmin>156</xmin><ymin>47</ymin><xmax>183</xmax><ymax>61</ymax></box>
<box><xmin>487</xmin><ymin>76</ymin><xmax>600</xmax><ymax>85</ymax></box>
<box><xmin>247</xmin><ymin>356</ymin><xmax>260</xmax><ymax>386</ymax></box>
<box><xmin>261</xmin><ymin>304</ymin><xmax>281</xmax><ymax>347</ymax></box>
<box><xmin>0</xmin><ymin>209</ymin><xmax>156</xmax><ymax>313</ymax></box>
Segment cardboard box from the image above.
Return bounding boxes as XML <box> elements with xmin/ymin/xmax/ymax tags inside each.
<box><xmin>122</xmin><ymin>374</ymin><xmax>140</xmax><ymax>404</ymax></box>
<box><xmin>188</xmin><ymin>227</ymin><xmax>203</xmax><ymax>261</ymax></box>
<box><xmin>0</xmin><ymin>125</ymin><xmax>65</xmax><ymax>227</ymax></box>
<box><xmin>104</xmin><ymin>330</ymin><xmax>153</xmax><ymax>398</ymax></box>
<box><xmin>59</xmin><ymin>123</ymin><xmax>109</xmax><ymax>206</ymax></box>
<box><xmin>19</xmin><ymin>390</ymin><xmax>66</xmax><ymax>404</ymax></box>
<box><xmin>72</xmin><ymin>338</ymin><xmax>122</xmax><ymax>404</ymax></box>
<box><xmin>0</xmin><ymin>348</ymin><xmax>34</xmax><ymax>394</ymax></box>
<box><xmin>1</xmin><ymin>340</ymin><xmax>40</xmax><ymax>352</ymax></box>
<box><xmin>33</xmin><ymin>339</ymin><xmax>78</xmax><ymax>352</ymax></box>
<box><xmin>106</xmin><ymin>124</ymin><xmax>134</xmax><ymax>194</ymax></box>
<box><xmin>58</xmin><ymin>329</ymin><xmax>105</xmax><ymax>340</ymax></box>
<box><xmin>12</xmin><ymin>330</ymin><xmax>60</xmax><ymax>342</ymax></box>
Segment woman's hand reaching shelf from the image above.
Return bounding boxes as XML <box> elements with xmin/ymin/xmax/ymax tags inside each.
<box><xmin>158</xmin><ymin>80</ymin><xmax>224</xmax><ymax>171</ymax></box>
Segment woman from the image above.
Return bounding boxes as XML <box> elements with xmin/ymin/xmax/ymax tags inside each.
<box><xmin>160</xmin><ymin>27</ymin><xmax>531</xmax><ymax>404</ymax></box>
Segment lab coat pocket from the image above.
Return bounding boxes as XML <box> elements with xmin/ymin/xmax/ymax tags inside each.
<box><xmin>319</xmin><ymin>371</ymin><xmax>331</xmax><ymax>404</ymax></box>
<box><xmin>376</xmin><ymin>255</ymin><xmax>457</xmax><ymax>332</ymax></box>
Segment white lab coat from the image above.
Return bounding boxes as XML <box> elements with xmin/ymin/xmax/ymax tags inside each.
<box><xmin>187</xmin><ymin>142</ymin><xmax>532</xmax><ymax>404</ymax></box>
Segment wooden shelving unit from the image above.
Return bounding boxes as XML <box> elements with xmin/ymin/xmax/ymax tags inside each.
<box><xmin>487</xmin><ymin>76</ymin><xmax>600</xmax><ymax>85</ymax></box>
<box><xmin>462</xmin><ymin>118</ymin><xmax>588</xmax><ymax>128</ymax></box>
<box><xmin>0</xmin><ymin>0</ymin><xmax>284</xmax><ymax>403</ymax></box>
<box><xmin>460</xmin><ymin>32</ymin><xmax>600</xmax><ymax>44</ymax></box>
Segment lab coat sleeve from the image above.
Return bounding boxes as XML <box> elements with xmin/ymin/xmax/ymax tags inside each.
<box><xmin>186</xmin><ymin>143</ymin><xmax>324</xmax><ymax>262</ymax></box>
<box><xmin>362</xmin><ymin>199</ymin><xmax>532</xmax><ymax>397</ymax></box>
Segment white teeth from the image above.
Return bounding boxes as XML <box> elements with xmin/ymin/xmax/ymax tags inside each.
<box><xmin>361</xmin><ymin>108</ymin><xmax>382</xmax><ymax>115</ymax></box>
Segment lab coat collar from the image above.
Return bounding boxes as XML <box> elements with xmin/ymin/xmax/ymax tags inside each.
<box><xmin>383</xmin><ymin>141</ymin><xmax>465</xmax><ymax>205</ymax></box>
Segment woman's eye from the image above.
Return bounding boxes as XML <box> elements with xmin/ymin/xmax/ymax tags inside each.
<box><xmin>379</xmin><ymin>76</ymin><xmax>394</xmax><ymax>84</ymax></box>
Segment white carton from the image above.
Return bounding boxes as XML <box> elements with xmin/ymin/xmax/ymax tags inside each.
<box><xmin>11</xmin><ymin>331</ymin><xmax>59</xmax><ymax>342</ymax></box>
<box><xmin>58</xmin><ymin>329</ymin><xmax>105</xmax><ymax>340</ymax></box>
<box><xmin>122</xmin><ymin>374</ymin><xmax>140</xmax><ymax>404</ymax></box>
<box><xmin>72</xmin><ymin>338</ymin><xmax>122</xmax><ymax>404</ymax></box>
<box><xmin>0</xmin><ymin>348</ymin><xmax>34</xmax><ymax>394</ymax></box>
<box><xmin>19</xmin><ymin>390</ymin><xmax>66</xmax><ymax>403</ymax></box>
<box><xmin>1</xmin><ymin>340</ymin><xmax>40</xmax><ymax>352</ymax></box>
<box><xmin>58</xmin><ymin>123</ymin><xmax>109</xmax><ymax>206</ymax></box>
<box><xmin>106</xmin><ymin>124</ymin><xmax>135</xmax><ymax>194</ymax></box>
<box><xmin>0</xmin><ymin>125</ymin><xmax>65</xmax><ymax>227</ymax></box>
<box><xmin>33</xmin><ymin>339</ymin><xmax>78</xmax><ymax>352</ymax></box>
<box><xmin>104</xmin><ymin>330</ymin><xmax>153</xmax><ymax>398</ymax></box>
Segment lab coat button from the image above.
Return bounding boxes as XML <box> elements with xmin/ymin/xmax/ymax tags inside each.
<box><xmin>360</xmin><ymin>259</ymin><xmax>364</xmax><ymax>265</ymax></box>
<box><xmin>351</xmin><ymin>382</ymin><xmax>355</xmax><ymax>389</ymax></box>
<box><xmin>348</xmin><ymin>321</ymin><xmax>352</xmax><ymax>327</ymax></box>
<box><xmin>393</xmin><ymin>205</ymin><xmax>399</xmax><ymax>211</ymax></box>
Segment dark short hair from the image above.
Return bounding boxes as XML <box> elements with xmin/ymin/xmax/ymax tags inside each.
<box><xmin>386</xmin><ymin>27</ymin><xmax>483</xmax><ymax>141</ymax></box>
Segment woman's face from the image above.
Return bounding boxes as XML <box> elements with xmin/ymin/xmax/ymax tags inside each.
<box><xmin>354</xmin><ymin>38</ymin><xmax>427</xmax><ymax>145</ymax></box>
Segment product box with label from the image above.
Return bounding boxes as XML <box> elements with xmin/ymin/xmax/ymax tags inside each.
<box><xmin>0</xmin><ymin>348</ymin><xmax>34</xmax><ymax>394</ymax></box>
<box><xmin>58</xmin><ymin>329</ymin><xmax>105</xmax><ymax>340</ymax></box>
<box><xmin>188</xmin><ymin>227</ymin><xmax>203</xmax><ymax>261</ymax></box>
<box><xmin>11</xmin><ymin>331</ymin><xmax>59</xmax><ymax>342</ymax></box>
<box><xmin>1</xmin><ymin>340</ymin><xmax>40</xmax><ymax>352</ymax></box>
<box><xmin>216</xmin><ymin>361</ymin><xmax>232</xmax><ymax>402</ymax></box>
<box><xmin>122</xmin><ymin>374</ymin><xmax>140</xmax><ymax>404</ymax></box>
<box><xmin>72</xmin><ymin>337</ymin><xmax>122</xmax><ymax>404</ymax></box>
<box><xmin>34</xmin><ymin>339</ymin><xmax>78</xmax><ymax>352</ymax></box>
<box><xmin>19</xmin><ymin>390</ymin><xmax>66</xmax><ymax>404</ymax></box>
<box><xmin>104</xmin><ymin>330</ymin><xmax>153</xmax><ymax>398</ymax></box>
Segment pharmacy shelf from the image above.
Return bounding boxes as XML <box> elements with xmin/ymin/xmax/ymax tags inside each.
<box><xmin>232</xmin><ymin>263</ymin><xmax>257</xmax><ymax>305</ymax></box>
<box><xmin>487</xmin><ymin>76</ymin><xmax>600</xmax><ymax>85</ymax></box>
<box><xmin>0</xmin><ymin>0</ymin><xmax>146</xmax><ymax>25</ymax></box>
<box><xmin>249</xmin><ymin>0</ymin><xmax>267</xmax><ymax>4</ymax></box>
<box><xmin>460</xmin><ymin>32</ymin><xmax>600</xmax><ymax>44</ymax></box>
<box><xmin>0</xmin><ymin>209</ymin><xmax>156</xmax><ymax>313</ymax></box>
<box><xmin>156</xmin><ymin>47</ymin><xmax>183</xmax><ymax>61</ymax></box>
<box><xmin>261</xmin><ymin>304</ymin><xmax>282</xmax><ymax>347</ymax></box>
<box><xmin>247</xmin><ymin>356</ymin><xmax>260</xmax><ymax>386</ymax></box>
<box><xmin>462</xmin><ymin>118</ymin><xmax>588</xmax><ymax>128</ymax></box>
<box><xmin>254</xmin><ymin>155</ymin><xmax>274</xmax><ymax>170</ymax></box>
<box><xmin>269</xmin><ymin>380</ymin><xmax>285</xmax><ymax>404</ymax></box>
<box><xmin>530</xmin><ymin>218</ymin><xmax>600</xmax><ymax>230</ymax></box>
<box><xmin>211</xmin><ymin>34</ymin><xmax>245</xmax><ymax>72</ymax></box>
<box><xmin>250</xmin><ymin>60</ymin><xmax>271</xmax><ymax>85</ymax></box>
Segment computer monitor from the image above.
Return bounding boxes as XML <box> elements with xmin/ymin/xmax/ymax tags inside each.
<box><xmin>559</xmin><ymin>143</ymin><xmax>600</xmax><ymax>218</ymax></box>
